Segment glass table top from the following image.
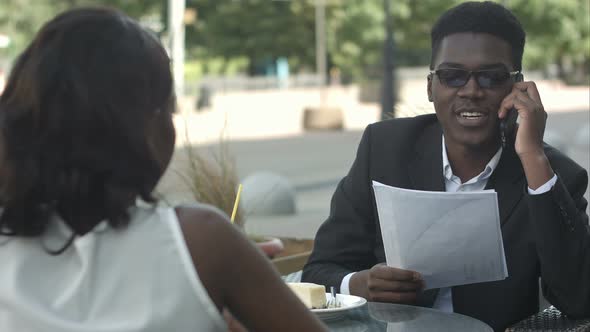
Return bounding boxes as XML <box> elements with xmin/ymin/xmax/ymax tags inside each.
<box><xmin>324</xmin><ymin>302</ymin><xmax>493</xmax><ymax>332</ymax></box>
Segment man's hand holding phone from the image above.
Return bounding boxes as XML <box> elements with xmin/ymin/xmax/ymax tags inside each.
<box><xmin>498</xmin><ymin>81</ymin><xmax>547</xmax><ymax>157</ymax></box>
<box><xmin>349</xmin><ymin>263</ymin><xmax>424</xmax><ymax>304</ymax></box>
<box><xmin>498</xmin><ymin>81</ymin><xmax>554</xmax><ymax>189</ymax></box>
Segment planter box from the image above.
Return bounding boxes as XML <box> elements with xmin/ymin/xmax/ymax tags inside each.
<box><xmin>275</xmin><ymin>238</ymin><xmax>314</xmax><ymax>257</ymax></box>
<box><xmin>272</xmin><ymin>238</ymin><xmax>314</xmax><ymax>275</ymax></box>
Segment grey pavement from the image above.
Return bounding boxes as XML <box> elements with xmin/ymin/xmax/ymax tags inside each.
<box><xmin>169</xmin><ymin>109</ymin><xmax>589</xmax><ymax>240</ymax></box>
<box><xmin>159</xmin><ymin>110</ymin><xmax>590</xmax><ymax>239</ymax></box>
<box><xmin>231</xmin><ymin>131</ymin><xmax>359</xmax><ymax>239</ymax></box>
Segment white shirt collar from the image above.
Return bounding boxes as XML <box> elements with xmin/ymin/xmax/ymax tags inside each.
<box><xmin>442</xmin><ymin>135</ymin><xmax>503</xmax><ymax>184</ymax></box>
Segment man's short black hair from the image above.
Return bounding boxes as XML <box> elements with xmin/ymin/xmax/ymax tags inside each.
<box><xmin>430</xmin><ymin>1</ymin><xmax>526</xmax><ymax>71</ymax></box>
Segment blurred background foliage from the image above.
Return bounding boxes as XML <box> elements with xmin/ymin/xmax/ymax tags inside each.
<box><xmin>1</xmin><ymin>0</ymin><xmax>588</xmax><ymax>84</ymax></box>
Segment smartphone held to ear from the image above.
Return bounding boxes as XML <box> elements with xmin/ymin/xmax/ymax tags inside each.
<box><xmin>500</xmin><ymin>108</ymin><xmax>518</xmax><ymax>149</ymax></box>
<box><xmin>499</xmin><ymin>73</ymin><xmax>524</xmax><ymax>149</ymax></box>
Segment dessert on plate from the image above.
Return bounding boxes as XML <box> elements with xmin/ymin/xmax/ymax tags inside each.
<box><xmin>287</xmin><ymin>282</ymin><xmax>327</xmax><ymax>309</ymax></box>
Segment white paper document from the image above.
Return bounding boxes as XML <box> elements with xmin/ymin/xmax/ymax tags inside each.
<box><xmin>372</xmin><ymin>181</ymin><xmax>508</xmax><ymax>290</ymax></box>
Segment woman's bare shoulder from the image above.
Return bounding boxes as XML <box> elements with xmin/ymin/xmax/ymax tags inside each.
<box><xmin>174</xmin><ymin>203</ymin><xmax>237</xmax><ymax>247</ymax></box>
<box><xmin>173</xmin><ymin>203</ymin><xmax>242</xmax><ymax>310</ymax></box>
<box><xmin>175</xmin><ymin>203</ymin><xmax>228</xmax><ymax>223</ymax></box>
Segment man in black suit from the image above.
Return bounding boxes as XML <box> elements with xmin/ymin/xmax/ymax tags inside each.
<box><xmin>302</xmin><ymin>2</ymin><xmax>590</xmax><ymax>331</ymax></box>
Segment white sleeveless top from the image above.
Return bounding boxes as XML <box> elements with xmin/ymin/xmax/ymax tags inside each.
<box><xmin>0</xmin><ymin>204</ymin><xmax>226</xmax><ymax>332</ymax></box>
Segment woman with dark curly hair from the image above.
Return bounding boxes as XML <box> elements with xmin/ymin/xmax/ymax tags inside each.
<box><xmin>0</xmin><ymin>8</ymin><xmax>326</xmax><ymax>332</ymax></box>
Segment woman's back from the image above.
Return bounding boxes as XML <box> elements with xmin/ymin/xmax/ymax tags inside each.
<box><xmin>0</xmin><ymin>204</ymin><xmax>226</xmax><ymax>332</ymax></box>
<box><xmin>0</xmin><ymin>7</ymin><xmax>327</xmax><ymax>332</ymax></box>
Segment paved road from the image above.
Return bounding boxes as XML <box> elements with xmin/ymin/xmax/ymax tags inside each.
<box><xmin>159</xmin><ymin>110</ymin><xmax>589</xmax><ymax>239</ymax></box>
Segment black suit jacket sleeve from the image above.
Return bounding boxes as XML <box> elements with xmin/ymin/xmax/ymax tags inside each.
<box><xmin>529</xmin><ymin>166</ymin><xmax>590</xmax><ymax>317</ymax></box>
<box><xmin>302</xmin><ymin>126</ymin><xmax>378</xmax><ymax>292</ymax></box>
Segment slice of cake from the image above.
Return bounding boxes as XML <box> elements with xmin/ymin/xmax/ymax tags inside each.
<box><xmin>287</xmin><ymin>282</ymin><xmax>327</xmax><ymax>309</ymax></box>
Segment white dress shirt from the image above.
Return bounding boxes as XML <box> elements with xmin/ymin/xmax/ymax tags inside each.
<box><xmin>341</xmin><ymin>135</ymin><xmax>557</xmax><ymax>313</ymax></box>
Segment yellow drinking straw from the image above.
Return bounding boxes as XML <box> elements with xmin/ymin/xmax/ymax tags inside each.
<box><xmin>230</xmin><ymin>184</ymin><xmax>243</xmax><ymax>223</ymax></box>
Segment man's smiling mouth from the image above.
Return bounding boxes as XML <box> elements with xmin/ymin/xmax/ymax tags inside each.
<box><xmin>459</xmin><ymin>111</ymin><xmax>485</xmax><ymax>119</ymax></box>
<box><xmin>455</xmin><ymin>111</ymin><xmax>489</xmax><ymax>126</ymax></box>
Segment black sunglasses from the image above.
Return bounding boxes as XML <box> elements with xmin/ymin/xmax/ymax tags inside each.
<box><xmin>430</xmin><ymin>68</ymin><xmax>521</xmax><ymax>88</ymax></box>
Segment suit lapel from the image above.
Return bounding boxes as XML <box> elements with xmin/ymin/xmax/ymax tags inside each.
<box><xmin>407</xmin><ymin>123</ymin><xmax>445</xmax><ymax>192</ymax></box>
<box><xmin>485</xmin><ymin>148</ymin><xmax>526</xmax><ymax>225</ymax></box>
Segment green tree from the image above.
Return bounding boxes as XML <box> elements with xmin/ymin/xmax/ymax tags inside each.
<box><xmin>327</xmin><ymin>0</ymin><xmax>589</xmax><ymax>84</ymax></box>
<box><xmin>2</xmin><ymin>0</ymin><xmax>587</xmax><ymax>84</ymax></box>
<box><xmin>508</xmin><ymin>0</ymin><xmax>590</xmax><ymax>84</ymax></box>
<box><xmin>0</xmin><ymin>0</ymin><xmax>66</xmax><ymax>60</ymax></box>
<box><xmin>0</xmin><ymin>0</ymin><xmax>163</xmax><ymax>64</ymax></box>
<box><xmin>326</xmin><ymin>0</ymin><xmax>455</xmax><ymax>81</ymax></box>
<box><xmin>187</xmin><ymin>0</ymin><xmax>316</xmax><ymax>75</ymax></box>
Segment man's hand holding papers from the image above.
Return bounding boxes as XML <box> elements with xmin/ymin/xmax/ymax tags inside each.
<box><xmin>349</xmin><ymin>263</ymin><xmax>425</xmax><ymax>304</ymax></box>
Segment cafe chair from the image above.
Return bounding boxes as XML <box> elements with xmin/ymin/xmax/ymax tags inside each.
<box><xmin>506</xmin><ymin>306</ymin><xmax>590</xmax><ymax>332</ymax></box>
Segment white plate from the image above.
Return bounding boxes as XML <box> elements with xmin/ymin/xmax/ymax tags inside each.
<box><xmin>311</xmin><ymin>293</ymin><xmax>367</xmax><ymax>321</ymax></box>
